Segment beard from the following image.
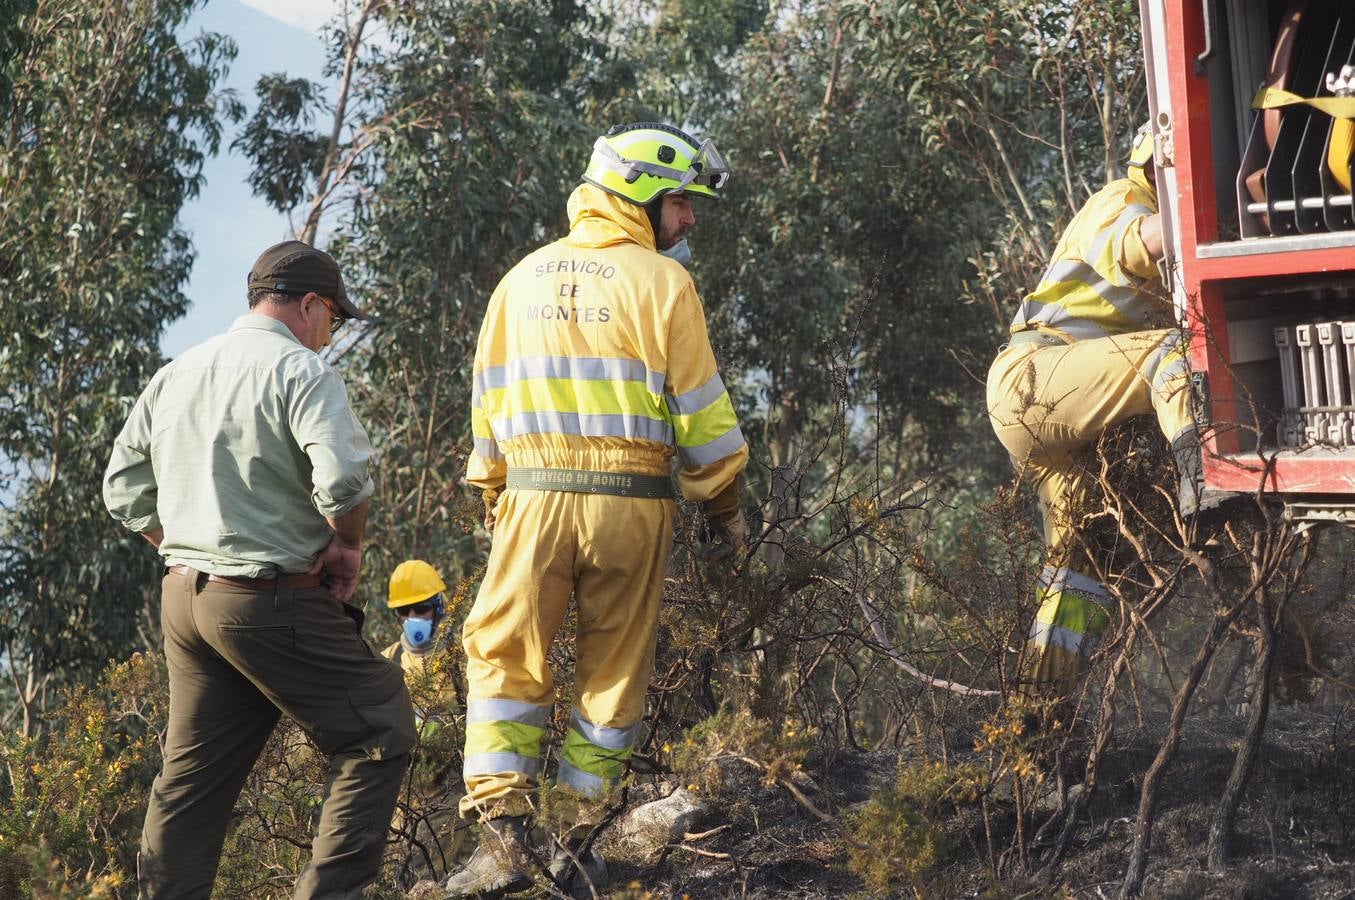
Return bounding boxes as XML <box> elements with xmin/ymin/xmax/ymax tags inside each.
<box><xmin>656</xmin><ymin>224</ymin><xmax>688</xmax><ymax>251</ymax></box>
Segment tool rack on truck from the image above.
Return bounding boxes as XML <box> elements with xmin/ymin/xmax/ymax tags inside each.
<box><xmin>1142</xmin><ymin>0</ymin><xmax>1355</xmax><ymax>521</ymax></box>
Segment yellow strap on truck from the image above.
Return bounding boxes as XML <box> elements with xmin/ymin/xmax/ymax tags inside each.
<box><xmin>1252</xmin><ymin>86</ymin><xmax>1355</xmax><ymax>119</ymax></box>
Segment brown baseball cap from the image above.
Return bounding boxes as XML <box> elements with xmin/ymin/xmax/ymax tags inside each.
<box><xmin>247</xmin><ymin>240</ymin><xmax>365</xmax><ymax>320</ymax></box>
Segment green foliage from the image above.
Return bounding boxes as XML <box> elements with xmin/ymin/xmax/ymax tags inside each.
<box><xmin>0</xmin><ymin>0</ymin><xmax>36</xmax><ymax>110</ymax></box>
<box><xmin>846</xmin><ymin>757</ymin><xmax>981</xmax><ymax>896</ymax></box>
<box><xmin>0</xmin><ymin>0</ymin><xmax>240</xmax><ymax>725</ymax></box>
<box><xmin>845</xmin><ymin>0</ymin><xmax>1146</xmax><ymax>322</ymax></box>
<box><xmin>674</xmin><ymin>704</ymin><xmax>815</xmax><ymax>793</ymax></box>
<box><xmin>232</xmin><ymin>74</ymin><xmax>330</xmax><ymax>214</ymax></box>
<box><xmin>663</xmin><ymin>0</ymin><xmax>1011</xmax><ymax>509</ymax></box>
<box><xmin>626</xmin><ymin>0</ymin><xmax>770</xmax><ymax>122</ymax></box>
<box><xmin>0</xmin><ymin>653</ymin><xmax>167</xmax><ymax>898</ymax></box>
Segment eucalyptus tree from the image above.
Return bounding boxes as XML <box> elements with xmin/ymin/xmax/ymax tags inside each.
<box><xmin>0</xmin><ymin>0</ymin><xmax>238</xmax><ymax>733</ymax></box>
<box><xmin>847</xmin><ymin>0</ymin><xmax>1146</xmax><ymax>328</ymax></box>
<box><xmin>236</xmin><ymin>1</ymin><xmax>634</xmax><ymax>635</ymax></box>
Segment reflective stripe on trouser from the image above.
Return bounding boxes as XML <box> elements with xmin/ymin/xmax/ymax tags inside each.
<box><xmin>460</xmin><ymin>487</ymin><xmax>674</xmax><ymax>819</ymax></box>
<box><xmin>558</xmin><ymin>710</ymin><xmax>641</xmax><ymax>797</ymax></box>
<box><xmin>462</xmin><ymin>697</ymin><xmax>551</xmax><ymax>785</ymax></box>
<box><xmin>1025</xmin><ymin>566</ymin><xmax>1111</xmax><ymax>697</ymax></box>
<box><xmin>986</xmin><ymin>329</ymin><xmax>1189</xmax><ymax>692</ymax></box>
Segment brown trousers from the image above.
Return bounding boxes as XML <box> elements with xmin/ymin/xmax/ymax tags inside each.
<box><xmin>139</xmin><ymin>569</ymin><xmax>416</xmax><ymax>899</ymax></box>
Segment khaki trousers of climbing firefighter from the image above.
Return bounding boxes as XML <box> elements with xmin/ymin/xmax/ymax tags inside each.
<box><xmin>460</xmin><ymin>487</ymin><xmax>675</xmax><ymax>819</ymax></box>
<box><xmin>986</xmin><ymin>328</ymin><xmax>1194</xmax><ymax>696</ymax></box>
<box><xmin>140</xmin><ymin>569</ymin><xmax>416</xmax><ymax>900</ymax></box>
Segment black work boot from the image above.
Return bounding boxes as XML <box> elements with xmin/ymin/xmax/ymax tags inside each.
<box><xmin>548</xmin><ymin>838</ymin><xmax>609</xmax><ymax>896</ymax></box>
<box><xmin>1171</xmin><ymin>431</ymin><xmax>1238</xmax><ymax>519</ymax></box>
<box><xmin>441</xmin><ymin>815</ymin><xmax>532</xmax><ymax>898</ymax></box>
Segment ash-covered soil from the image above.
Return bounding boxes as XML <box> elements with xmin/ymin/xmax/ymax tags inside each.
<box><xmin>600</xmin><ymin>707</ymin><xmax>1355</xmax><ymax>898</ymax></box>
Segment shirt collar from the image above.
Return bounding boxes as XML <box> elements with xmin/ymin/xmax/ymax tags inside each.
<box><xmin>230</xmin><ymin>313</ymin><xmax>304</xmax><ymax>346</ymax></box>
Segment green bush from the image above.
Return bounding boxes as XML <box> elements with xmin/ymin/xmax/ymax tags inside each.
<box><xmin>0</xmin><ymin>653</ymin><xmax>167</xmax><ymax>898</ymax></box>
<box><xmin>847</xmin><ymin>758</ymin><xmax>981</xmax><ymax>897</ymax></box>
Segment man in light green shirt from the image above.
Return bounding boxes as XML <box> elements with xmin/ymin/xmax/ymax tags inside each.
<box><xmin>104</xmin><ymin>306</ymin><xmax>375</xmax><ymax>579</ymax></box>
<box><xmin>104</xmin><ymin>240</ymin><xmax>415</xmax><ymax>900</ymax></box>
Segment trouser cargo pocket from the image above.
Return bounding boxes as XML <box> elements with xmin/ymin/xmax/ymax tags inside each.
<box><xmin>347</xmin><ymin>663</ymin><xmax>417</xmax><ymax>760</ymax></box>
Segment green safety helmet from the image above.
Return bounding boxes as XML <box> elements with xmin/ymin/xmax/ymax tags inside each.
<box><xmin>582</xmin><ymin>122</ymin><xmax>730</xmax><ymax>205</ymax></box>
<box><xmin>1128</xmin><ymin>121</ymin><xmax>1155</xmax><ymax>169</ymax></box>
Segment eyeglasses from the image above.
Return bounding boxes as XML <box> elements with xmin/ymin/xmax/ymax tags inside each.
<box><xmin>395</xmin><ymin>600</ymin><xmax>437</xmax><ymax>618</ymax></box>
<box><xmin>314</xmin><ymin>296</ymin><xmax>350</xmax><ymax>335</ymax></box>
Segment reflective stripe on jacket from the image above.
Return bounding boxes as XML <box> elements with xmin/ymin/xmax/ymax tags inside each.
<box><xmin>1009</xmin><ymin>177</ymin><xmax>1167</xmax><ymax>342</ymax></box>
<box><xmin>467</xmin><ymin>183</ymin><xmax>748</xmax><ymax>501</ymax></box>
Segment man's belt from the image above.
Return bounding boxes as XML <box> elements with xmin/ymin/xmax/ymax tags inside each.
<box><xmin>506</xmin><ymin>467</ymin><xmax>675</xmax><ymax>499</ymax></box>
<box><xmin>166</xmin><ymin>564</ymin><xmax>324</xmax><ymax>591</ymax></box>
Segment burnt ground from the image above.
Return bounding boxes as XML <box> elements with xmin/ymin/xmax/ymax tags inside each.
<box><xmin>597</xmin><ymin>708</ymin><xmax>1355</xmax><ymax>898</ymax></box>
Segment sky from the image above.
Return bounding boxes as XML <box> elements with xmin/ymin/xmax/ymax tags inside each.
<box><xmin>163</xmin><ymin>0</ymin><xmax>340</xmax><ymax>358</ymax></box>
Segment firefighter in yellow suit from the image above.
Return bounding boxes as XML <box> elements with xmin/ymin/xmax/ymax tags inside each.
<box><xmin>383</xmin><ymin>560</ymin><xmax>455</xmax><ymax>705</ymax></box>
<box><xmin>381</xmin><ymin>560</ymin><xmax>462</xmax><ymax>883</ymax></box>
<box><xmin>444</xmin><ymin>122</ymin><xmax>748</xmax><ymax>897</ymax></box>
<box><xmin>987</xmin><ymin>124</ymin><xmax>1225</xmax><ymax>700</ymax></box>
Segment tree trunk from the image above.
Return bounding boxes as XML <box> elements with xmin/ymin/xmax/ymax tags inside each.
<box><xmin>1207</xmin><ymin>601</ymin><xmax>1277</xmax><ymax>870</ymax></box>
<box><xmin>299</xmin><ymin>0</ymin><xmax>375</xmax><ymax>245</ymax></box>
<box><xmin>1120</xmin><ymin>602</ymin><xmax>1242</xmax><ymax>898</ymax></box>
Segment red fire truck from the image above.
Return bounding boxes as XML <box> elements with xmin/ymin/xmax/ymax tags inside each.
<box><xmin>1142</xmin><ymin>0</ymin><xmax>1355</xmax><ymax>521</ymax></box>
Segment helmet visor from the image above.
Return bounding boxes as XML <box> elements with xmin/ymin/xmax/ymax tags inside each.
<box><xmin>676</xmin><ymin>139</ymin><xmax>730</xmax><ymax>191</ymax></box>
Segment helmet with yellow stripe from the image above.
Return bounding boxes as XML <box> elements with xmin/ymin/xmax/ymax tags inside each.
<box><xmin>1127</xmin><ymin>121</ymin><xmax>1156</xmax><ymax>195</ymax></box>
<box><xmin>1128</xmin><ymin>121</ymin><xmax>1155</xmax><ymax>169</ymax></box>
<box><xmin>583</xmin><ymin>122</ymin><xmax>730</xmax><ymax>205</ymax></box>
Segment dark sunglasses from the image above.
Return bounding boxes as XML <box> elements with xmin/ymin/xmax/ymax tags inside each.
<box><xmin>314</xmin><ymin>295</ymin><xmax>350</xmax><ymax>335</ymax></box>
<box><xmin>396</xmin><ymin>600</ymin><xmax>437</xmax><ymax>618</ymax></box>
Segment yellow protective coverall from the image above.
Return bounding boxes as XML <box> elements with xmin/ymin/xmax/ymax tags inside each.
<box><xmin>381</xmin><ymin>640</ymin><xmax>462</xmax><ymax>877</ymax></box>
<box><xmin>462</xmin><ymin>183</ymin><xmax>748</xmax><ymax>818</ymax></box>
<box><xmin>381</xmin><ymin>641</ymin><xmax>459</xmax><ymax>723</ymax></box>
<box><xmin>986</xmin><ymin>168</ymin><xmax>1194</xmax><ymax>697</ymax></box>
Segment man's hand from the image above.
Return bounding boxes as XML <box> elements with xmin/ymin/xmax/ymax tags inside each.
<box><xmin>1140</xmin><ymin>212</ymin><xmax>1164</xmax><ymax>260</ymax></box>
<box><xmin>317</xmin><ymin>500</ymin><xmax>368</xmax><ymax>601</ymax></box>
<box><xmin>312</xmin><ymin>535</ymin><xmax>362</xmax><ymax>602</ymax></box>
<box><xmin>141</xmin><ymin>527</ymin><xmax>164</xmax><ymax>549</ymax></box>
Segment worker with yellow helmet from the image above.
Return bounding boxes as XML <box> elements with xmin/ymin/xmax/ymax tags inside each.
<box><xmin>987</xmin><ymin>122</ymin><xmax>1233</xmax><ymax>704</ymax></box>
<box><xmin>384</xmin><ymin>560</ymin><xmax>448</xmax><ymax>664</ymax></box>
<box><xmin>383</xmin><ymin>559</ymin><xmax>464</xmax><ymax>887</ymax></box>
